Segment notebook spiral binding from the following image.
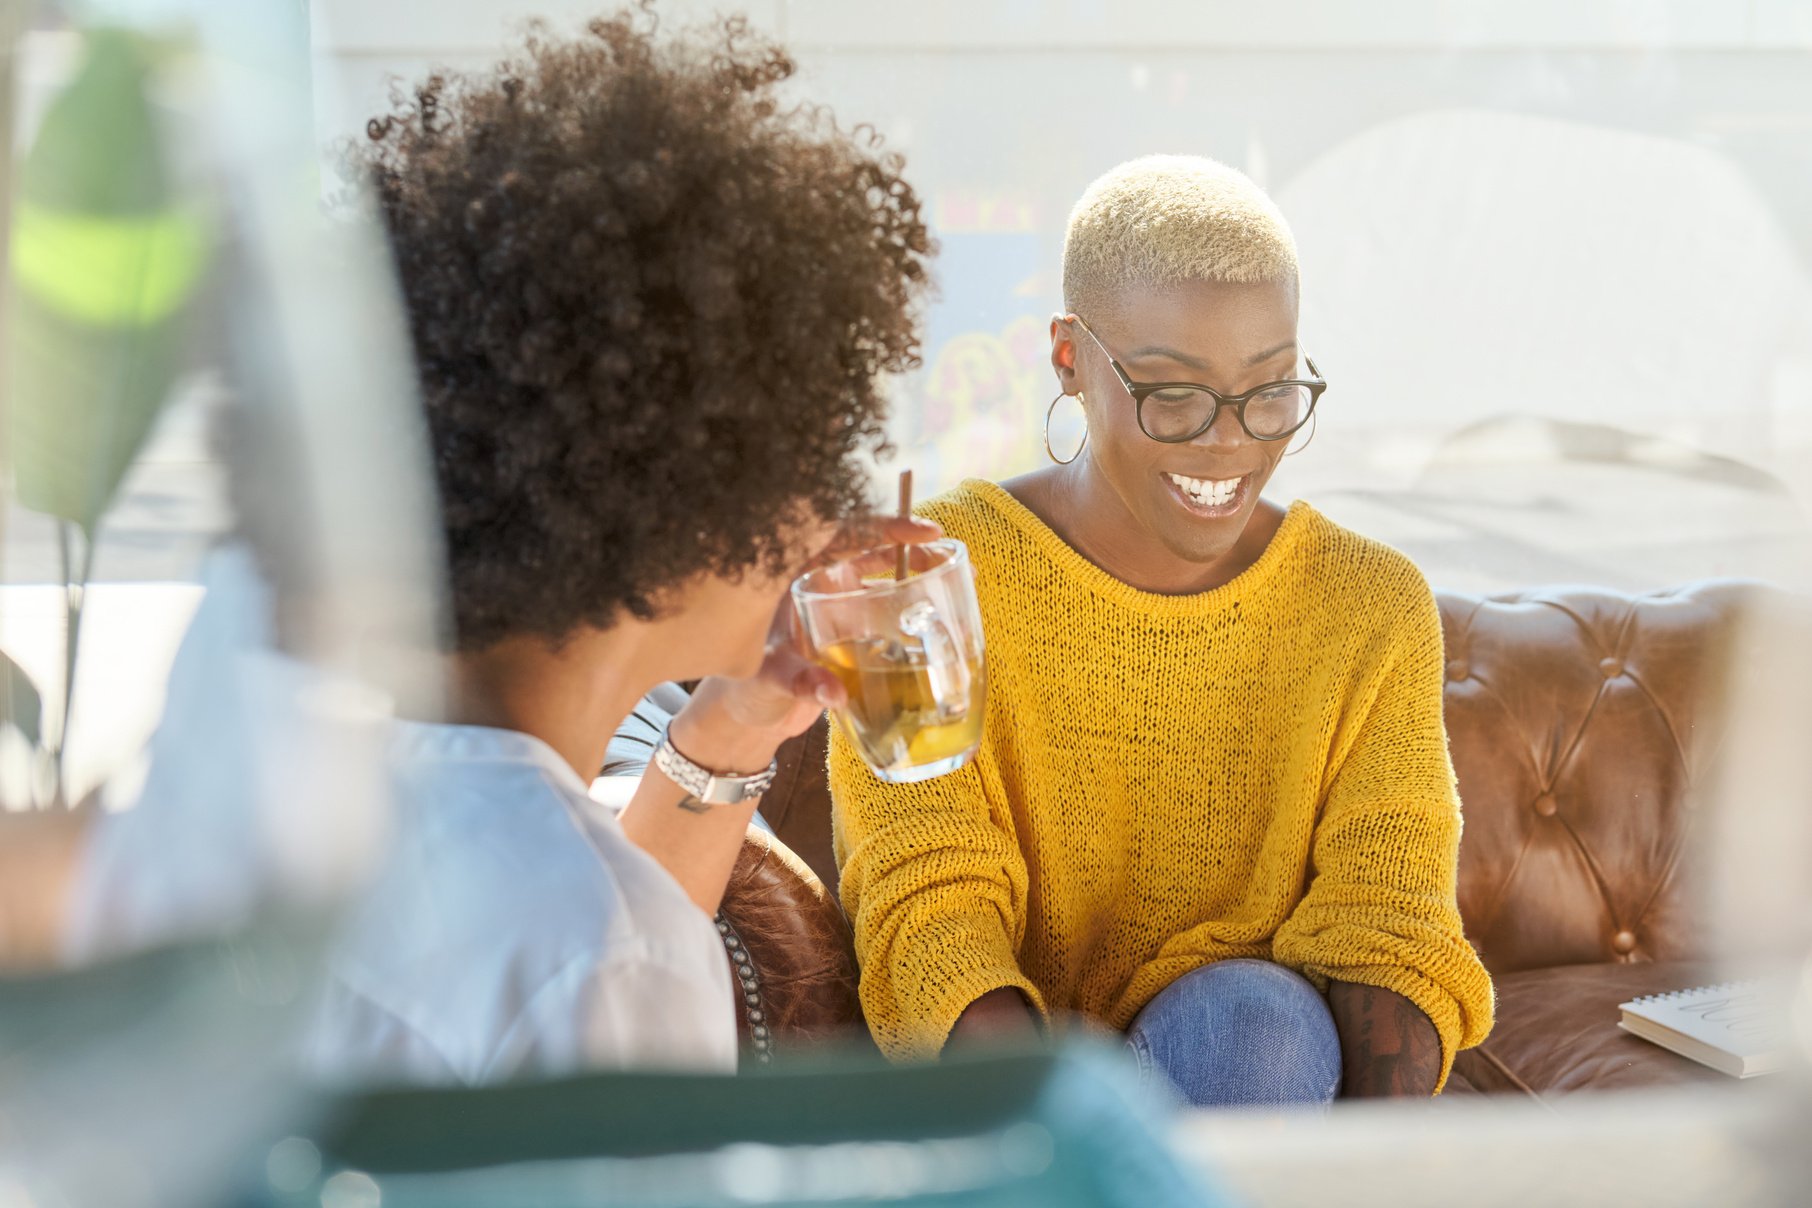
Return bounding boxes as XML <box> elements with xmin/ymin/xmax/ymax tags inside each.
<box><xmin>1627</xmin><ymin>979</ymin><xmax>1760</xmax><ymax>1006</ymax></box>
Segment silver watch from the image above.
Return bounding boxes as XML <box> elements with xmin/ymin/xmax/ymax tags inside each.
<box><xmin>653</xmin><ymin>727</ymin><xmax>779</xmax><ymax>805</ymax></box>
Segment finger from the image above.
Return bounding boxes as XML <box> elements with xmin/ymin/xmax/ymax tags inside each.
<box><xmin>792</xmin><ymin>662</ymin><xmax>847</xmax><ymax>711</ymax></box>
<box><xmin>740</xmin><ymin>637</ymin><xmax>836</xmax><ymax>710</ymax></box>
<box><xmin>813</xmin><ymin>514</ymin><xmax>942</xmax><ymax>565</ymax></box>
<box><xmin>867</xmin><ymin>515</ymin><xmax>944</xmax><ymax>544</ymax></box>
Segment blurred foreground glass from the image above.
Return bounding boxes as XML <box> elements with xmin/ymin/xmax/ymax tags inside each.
<box><xmin>793</xmin><ymin>539</ymin><xmax>986</xmax><ymax>783</ymax></box>
<box><xmin>1</xmin><ymin>2</ymin><xmax>441</xmax><ymax>1206</ymax></box>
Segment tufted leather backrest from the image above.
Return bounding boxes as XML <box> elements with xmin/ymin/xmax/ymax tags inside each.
<box><xmin>1438</xmin><ymin>581</ymin><xmax>1767</xmax><ymax>975</ymax></box>
<box><xmin>753</xmin><ymin>580</ymin><xmax>1779</xmax><ymax>989</ymax></box>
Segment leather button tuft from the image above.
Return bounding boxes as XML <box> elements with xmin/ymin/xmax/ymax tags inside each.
<box><xmin>1599</xmin><ymin>656</ymin><xmax>1624</xmax><ymax>678</ymax></box>
<box><xmin>1612</xmin><ymin>929</ymin><xmax>1637</xmax><ymax>955</ymax></box>
<box><xmin>1533</xmin><ymin>792</ymin><xmax>1559</xmax><ymax>817</ymax></box>
<box><xmin>1445</xmin><ymin>660</ymin><xmax>1469</xmax><ymax>682</ymax></box>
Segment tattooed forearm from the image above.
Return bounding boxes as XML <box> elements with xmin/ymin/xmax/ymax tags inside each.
<box><xmin>674</xmin><ymin>795</ymin><xmax>714</xmax><ymax>815</ymax></box>
<box><xmin>1327</xmin><ymin>982</ymin><xmax>1441</xmax><ymax>1098</ymax></box>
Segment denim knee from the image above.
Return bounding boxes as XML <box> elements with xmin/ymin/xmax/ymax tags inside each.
<box><xmin>1125</xmin><ymin>959</ymin><xmax>1341</xmax><ymax>1109</ymax></box>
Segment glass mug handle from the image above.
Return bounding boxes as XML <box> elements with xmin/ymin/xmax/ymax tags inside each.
<box><xmin>898</xmin><ymin>600</ymin><xmax>971</xmax><ymax>722</ymax></box>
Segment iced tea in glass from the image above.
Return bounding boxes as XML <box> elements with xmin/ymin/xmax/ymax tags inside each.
<box><xmin>791</xmin><ymin>539</ymin><xmax>986</xmax><ymax>783</ymax></box>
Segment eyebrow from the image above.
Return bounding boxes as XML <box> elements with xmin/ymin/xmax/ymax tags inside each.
<box><xmin>1122</xmin><ymin>339</ymin><xmax>1299</xmax><ymax>374</ymax></box>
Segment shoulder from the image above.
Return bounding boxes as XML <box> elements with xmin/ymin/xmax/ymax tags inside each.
<box><xmin>1282</xmin><ymin>503</ymin><xmax>1449</xmax><ymax>666</ymax></box>
<box><xmin>384</xmin><ymin>756</ymin><xmax>716</xmax><ymax>962</ymax></box>
<box><xmin>916</xmin><ymin>479</ymin><xmax>1066</xmax><ymax>583</ymax></box>
<box><xmin>1291</xmin><ymin>503</ymin><xmax>1437</xmax><ymax>606</ymax></box>
<box><xmin>917</xmin><ymin>479</ymin><xmax>1019</xmax><ymax>540</ymax></box>
<box><xmin>387</xmin><ymin>757</ymin><xmax>621</xmax><ymax>924</ymax></box>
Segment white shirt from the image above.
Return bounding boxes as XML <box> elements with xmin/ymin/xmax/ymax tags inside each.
<box><xmin>303</xmin><ymin>721</ymin><xmax>738</xmax><ymax>1085</ymax></box>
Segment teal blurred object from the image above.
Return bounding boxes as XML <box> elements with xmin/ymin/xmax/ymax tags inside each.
<box><xmin>5</xmin><ymin>26</ymin><xmax>203</xmax><ymax>534</ymax></box>
<box><xmin>0</xmin><ymin>923</ymin><xmax>331</xmax><ymax>1208</ymax></box>
<box><xmin>2</xmin><ymin>933</ymin><xmax>1219</xmax><ymax>1206</ymax></box>
<box><xmin>261</xmin><ymin>1044</ymin><xmax>1222</xmax><ymax>1208</ymax></box>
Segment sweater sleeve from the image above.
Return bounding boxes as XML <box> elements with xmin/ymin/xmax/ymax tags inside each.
<box><xmin>829</xmin><ymin>724</ymin><xmax>1045</xmax><ymax>1062</ymax></box>
<box><xmin>1270</xmin><ymin>575</ymin><xmax>1495</xmax><ymax>1091</ymax></box>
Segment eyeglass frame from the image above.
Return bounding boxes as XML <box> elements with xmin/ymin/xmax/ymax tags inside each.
<box><xmin>1070</xmin><ymin>313</ymin><xmax>1326</xmax><ymax>444</ymax></box>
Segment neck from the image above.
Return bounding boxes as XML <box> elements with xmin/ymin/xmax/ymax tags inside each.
<box><xmin>445</xmin><ymin>627</ymin><xmax>658</xmax><ymax>783</ymax></box>
<box><xmin>1048</xmin><ymin>456</ymin><xmax>1276</xmax><ymax>595</ymax></box>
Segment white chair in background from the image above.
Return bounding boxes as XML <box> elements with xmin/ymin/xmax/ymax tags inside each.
<box><xmin>1273</xmin><ymin>108</ymin><xmax>1812</xmax><ymax>589</ymax></box>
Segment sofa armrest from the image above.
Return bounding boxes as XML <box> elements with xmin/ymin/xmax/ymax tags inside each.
<box><xmin>715</xmin><ymin>826</ymin><xmax>866</xmax><ymax>1067</ymax></box>
<box><xmin>587</xmin><ymin>775</ymin><xmax>642</xmax><ymax>812</ymax></box>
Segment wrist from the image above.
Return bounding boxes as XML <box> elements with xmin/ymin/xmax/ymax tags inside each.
<box><xmin>949</xmin><ymin>987</ymin><xmax>1040</xmax><ymax>1048</ymax></box>
<box><xmin>668</xmin><ymin>698</ymin><xmax>785</xmax><ymax>776</ymax></box>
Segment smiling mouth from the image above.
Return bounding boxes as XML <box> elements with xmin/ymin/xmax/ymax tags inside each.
<box><xmin>1164</xmin><ymin>471</ymin><xmax>1249</xmax><ymax>513</ymax></box>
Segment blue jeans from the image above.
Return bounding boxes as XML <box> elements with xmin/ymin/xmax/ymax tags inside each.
<box><xmin>1125</xmin><ymin>959</ymin><xmax>1342</xmax><ymax>1109</ymax></box>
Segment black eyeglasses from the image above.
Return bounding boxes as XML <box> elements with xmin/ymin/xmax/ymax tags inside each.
<box><xmin>1072</xmin><ymin>314</ymin><xmax>1326</xmax><ymax>443</ymax></box>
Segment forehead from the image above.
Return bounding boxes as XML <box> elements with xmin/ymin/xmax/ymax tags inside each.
<box><xmin>1097</xmin><ymin>278</ymin><xmax>1299</xmax><ymax>367</ymax></box>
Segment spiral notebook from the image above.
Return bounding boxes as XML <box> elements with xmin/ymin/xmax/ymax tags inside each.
<box><xmin>1617</xmin><ymin>980</ymin><xmax>1792</xmax><ymax>1078</ymax></box>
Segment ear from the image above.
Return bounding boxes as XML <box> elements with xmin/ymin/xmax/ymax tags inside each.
<box><xmin>1049</xmin><ymin>313</ymin><xmax>1082</xmax><ymax>394</ymax></box>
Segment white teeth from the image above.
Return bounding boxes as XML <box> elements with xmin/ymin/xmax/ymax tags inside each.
<box><xmin>1166</xmin><ymin>472</ymin><xmax>1242</xmax><ymax>508</ymax></box>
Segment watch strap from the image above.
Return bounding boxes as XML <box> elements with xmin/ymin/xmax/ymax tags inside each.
<box><xmin>653</xmin><ymin>728</ymin><xmax>779</xmax><ymax>805</ymax></box>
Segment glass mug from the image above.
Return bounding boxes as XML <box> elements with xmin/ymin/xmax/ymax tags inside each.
<box><xmin>791</xmin><ymin>539</ymin><xmax>987</xmax><ymax>783</ymax></box>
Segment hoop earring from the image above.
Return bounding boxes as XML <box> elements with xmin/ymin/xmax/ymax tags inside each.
<box><xmin>1283</xmin><ymin>410</ymin><xmax>1318</xmax><ymax>457</ymax></box>
<box><xmin>1044</xmin><ymin>390</ymin><xmax>1088</xmax><ymax>465</ymax></box>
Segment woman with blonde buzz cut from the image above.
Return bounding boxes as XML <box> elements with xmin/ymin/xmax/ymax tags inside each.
<box><xmin>830</xmin><ymin>155</ymin><xmax>1494</xmax><ymax>1107</ymax></box>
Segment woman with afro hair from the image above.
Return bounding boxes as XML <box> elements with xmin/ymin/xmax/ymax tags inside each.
<box><xmin>305</xmin><ymin>7</ymin><xmax>936</xmax><ymax>1084</ymax></box>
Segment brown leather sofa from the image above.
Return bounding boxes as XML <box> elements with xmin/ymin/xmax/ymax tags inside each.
<box><xmin>715</xmin><ymin>580</ymin><xmax>1778</xmax><ymax>1098</ymax></box>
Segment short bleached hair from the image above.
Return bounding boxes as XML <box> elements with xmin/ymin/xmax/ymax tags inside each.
<box><xmin>1061</xmin><ymin>154</ymin><xmax>1299</xmax><ymax>317</ymax></box>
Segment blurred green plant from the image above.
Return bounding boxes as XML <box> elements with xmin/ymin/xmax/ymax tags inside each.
<box><xmin>0</xmin><ymin>650</ymin><xmax>41</xmax><ymax>747</ymax></box>
<box><xmin>4</xmin><ymin>25</ymin><xmax>205</xmax><ymax>799</ymax></box>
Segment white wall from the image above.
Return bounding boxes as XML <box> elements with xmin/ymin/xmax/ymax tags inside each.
<box><xmin>310</xmin><ymin>0</ymin><xmax>1812</xmax><ymax>592</ymax></box>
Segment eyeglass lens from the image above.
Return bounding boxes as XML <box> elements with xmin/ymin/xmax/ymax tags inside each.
<box><xmin>1139</xmin><ymin>383</ymin><xmax>1312</xmax><ymax>441</ymax></box>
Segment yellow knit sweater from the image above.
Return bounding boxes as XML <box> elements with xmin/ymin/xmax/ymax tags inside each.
<box><xmin>830</xmin><ymin>480</ymin><xmax>1494</xmax><ymax>1087</ymax></box>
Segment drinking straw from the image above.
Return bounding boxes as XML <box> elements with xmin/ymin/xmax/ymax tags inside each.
<box><xmin>895</xmin><ymin>469</ymin><xmax>913</xmax><ymax>581</ymax></box>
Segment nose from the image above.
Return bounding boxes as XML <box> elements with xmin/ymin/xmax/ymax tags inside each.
<box><xmin>1191</xmin><ymin>399</ymin><xmax>1253</xmax><ymax>451</ymax></box>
